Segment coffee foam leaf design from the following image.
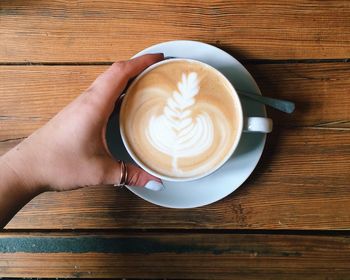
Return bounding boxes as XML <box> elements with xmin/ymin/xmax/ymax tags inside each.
<box><xmin>146</xmin><ymin>72</ymin><xmax>214</xmax><ymax>175</ymax></box>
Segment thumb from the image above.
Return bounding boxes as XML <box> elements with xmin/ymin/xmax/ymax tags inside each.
<box><xmin>104</xmin><ymin>159</ymin><xmax>164</xmax><ymax>191</ymax></box>
<box><xmin>89</xmin><ymin>53</ymin><xmax>164</xmax><ymax>110</ymax></box>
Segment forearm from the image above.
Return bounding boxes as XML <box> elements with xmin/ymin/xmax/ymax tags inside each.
<box><xmin>0</xmin><ymin>144</ymin><xmax>44</xmax><ymax>229</ymax></box>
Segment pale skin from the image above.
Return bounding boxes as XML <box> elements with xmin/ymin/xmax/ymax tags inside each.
<box><xmin>0</xmin><ymin>54</ymin><xmax>164</xmax><ymax>228</ymax></box>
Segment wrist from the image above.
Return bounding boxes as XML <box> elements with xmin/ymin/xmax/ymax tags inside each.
<box><xmin>1</xmin><ymin>139</ymin><xmax>48</xmax><ymax>196</ymax></box>
<box><xmin>0</xmin><ymin>143</ymin><xmax>46</xmax><ymax>228</ymax></box>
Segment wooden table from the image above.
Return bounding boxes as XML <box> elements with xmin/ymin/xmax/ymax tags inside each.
<box><xmin>1</xmin><ymin>1</ymin><xmax>350</xmax><ymax>279</ymax></box>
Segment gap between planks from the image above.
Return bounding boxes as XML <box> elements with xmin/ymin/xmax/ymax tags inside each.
<box><xmin>2</xmin><ymin>228</ymin><xmax>350</xmax><ymax>236</ymax></box>
<box><xmin>0</xmin><ymin>58</ymin><xmax>349</xmax><ymax>66</ymax></box>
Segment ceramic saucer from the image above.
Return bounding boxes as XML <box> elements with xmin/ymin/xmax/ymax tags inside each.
<box><xmin>106</xmin><ymin>40</ymin><xmax>267</xmax><ymax>209</ymax></box>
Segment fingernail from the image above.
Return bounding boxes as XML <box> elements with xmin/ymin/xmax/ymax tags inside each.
<box><xmin>144</xmin><ymin>180</ymin><xmax>164</xmax><ymax>191</ymax></box>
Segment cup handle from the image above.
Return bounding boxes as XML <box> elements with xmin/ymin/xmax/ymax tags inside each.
<box><xmin>243</xmin><ymin>117</ymin><xmax>273</xmax><ymax>133</ymax></box>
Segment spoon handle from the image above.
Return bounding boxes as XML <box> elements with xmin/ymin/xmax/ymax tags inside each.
<box><xmin>237</xmin><ymin>90</ymin><xmax>295</xmax><ymax>114</ymax></box>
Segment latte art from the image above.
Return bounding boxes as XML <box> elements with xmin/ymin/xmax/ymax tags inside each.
<box><xmin>146</xmin><ymin>72</ymin><xmax>214</xmax><ymax>175</ymax></box>
<box><xmin>120</xmin><ymin>60</ymin><xmax>241</xmax><ymax>179</ymax></box>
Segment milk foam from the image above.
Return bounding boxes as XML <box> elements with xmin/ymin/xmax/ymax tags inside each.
<box><xmin>146</xmin><ymin>72</ymin><xmax>214</xmax><ymax>175</ymax></box>
<box><xmin>121</xmin><ymin>60</ymin><xmax>240</xmax><ymax>179</ymax></box>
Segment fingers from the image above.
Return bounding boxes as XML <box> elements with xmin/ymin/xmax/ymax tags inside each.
<box><xmin>90</xmin><ymin>53</ymin><xmax>164</xmax><ymax>106</ymax></box>
<box><xmin>103</xmin><ymin>159</ymin><xmax>164</xmax><ymax>191</ymax></box>
<box><xmin>124</xmin><ymin>163</ymin><xmax>164</xmax><ymax>191</ymax></box>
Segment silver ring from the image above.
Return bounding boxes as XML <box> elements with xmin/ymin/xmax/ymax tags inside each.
<box><xmin>114</xmin><ymin>160</ymin><xmax>128</xmax><ymax>188</ymax></box>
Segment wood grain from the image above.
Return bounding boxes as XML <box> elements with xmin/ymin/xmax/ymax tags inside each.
<box><xmin>3</xmin><ymin>127</ymin><xmax>349</xmax><ymax>230</ymax></box>
<box><xmin>0</xmin><ymin>63</ymin><xmax>349</xmax><ymax>143</ymax></box>
<box><xmin>1</xmin><ymin>232</ymin><xmax>350</xmax><ymax>279</ymax></box>
<box><xmin>0</xmin><ymin>66</ymin><xmax>101</xmax><ymax>140</ymax></box>
<box><xmin>1</xmin><ymin>1</ymin><xmax>349</xmax><ymax>278</ymax></box>
<box><xmin>246</xmin><ymin>63</ymin><xmax>350</xmax><ymax>128</ymax></box>
<box><xmin>1</xmin><ymin>1</ymin><xmax>349</xmax><ymax>62</ymax></box>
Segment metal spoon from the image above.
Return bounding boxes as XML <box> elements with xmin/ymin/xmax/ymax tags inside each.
<box><xmin>237</xmin><ymin>90</ymin><xmax>295</xmax><ymax>114</ymax></box>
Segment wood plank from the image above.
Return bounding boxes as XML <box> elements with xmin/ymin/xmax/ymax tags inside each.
<box><xmin>0</xmin><ymin>63</ymin><xmax>349</xmax><ymax>143</ymax></box>
<box><xmin>246</xmin><ymin>63</ymin><xmax>350</xmax><ymax>128</ymax></box>
<box><xmin>0</xmin><ymin>66</ymin><xmax>101</xmax><ymax>140</ymax></box>
<box><xmin>1</xmin><ymin>232</ymin><xmax>350</xmax><ymax>279</ymax></box>
<box><xmin>3</xmin><ymin>128</ymin><xmax>350</xmax><ymax>230</ymax></box>
<box><xmin>0</xmin><ymin>1</ymin><xmax>349</xmax><ymax>62</ymax></box>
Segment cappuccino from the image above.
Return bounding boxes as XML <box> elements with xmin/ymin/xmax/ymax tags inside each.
<box><xmin>120</xmin><ymin>59</ymin><xmax>242</xmax><ymax>179</ymax></box>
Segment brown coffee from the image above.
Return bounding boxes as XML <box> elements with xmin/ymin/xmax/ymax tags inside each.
<box><xmin>120</xmin><ymin>59</ymin><xmax>242</xmax><ymax>179</ymax></box>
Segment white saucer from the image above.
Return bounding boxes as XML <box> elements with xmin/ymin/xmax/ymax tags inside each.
<box><xmin>106</xmin><ymin>40</ymin><xmax>267</xmax><ymax>209</ymax></box>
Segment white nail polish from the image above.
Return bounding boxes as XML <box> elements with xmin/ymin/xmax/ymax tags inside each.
<box><xmin>144</xmin><ymin>180</ymin><xmax>164</xmax><ymax>191</ymax></box>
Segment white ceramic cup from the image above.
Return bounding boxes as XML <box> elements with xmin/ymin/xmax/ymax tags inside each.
<box><xmin>120</xmin><ymin>59</ymin><xmax>272</xmax><ymax>182</ymax></box>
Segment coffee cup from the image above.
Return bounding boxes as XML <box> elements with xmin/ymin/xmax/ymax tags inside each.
<box><xmin>119</xmin><ymin>58</ymin><xmax>272</xmax><ymax>182</ymax></box>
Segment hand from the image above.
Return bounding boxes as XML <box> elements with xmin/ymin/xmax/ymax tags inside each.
<box><xmin>0</xmin><ymin>54</ymin><xmax>165</xmax><ymax>228</ymax></box>
<box><xmin>2</xmin><ymin>54</ymin><xmax>164</xmax><ymax>193</ymax></box>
